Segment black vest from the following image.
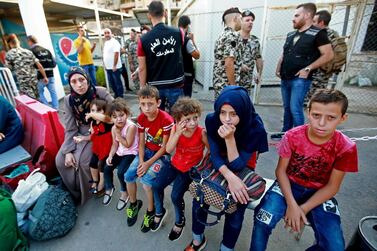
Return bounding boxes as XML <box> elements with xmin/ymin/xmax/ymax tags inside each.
<box><xmin>281</xmin><ymin>26</ymin><xmax>322</xmax><ymax>80</ymax></box>
<box><xmin>31</xmin><ymin>45</ymin><xmax>56</xmax><ymax>80</ymax></box>
<box><xmin>141</xmin><ymin>23</ymin><xmax>184</xmax><ymax>88</ymax></box>
<box><xmin>182</xmin><ymin>34</ymin><xmax>194</xmax><ymax>76</ymax></box>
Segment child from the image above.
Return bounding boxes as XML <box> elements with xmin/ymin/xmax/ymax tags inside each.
<box><xmin>73</xmin><ymin>98</ymin><xmax>113</xmax><ymax>195</ymax></box>
<box><xmin>124</xmin><ymin>86</ymin><xmax>174</xmax><ymax>233</ymax></box>
<box><xmin>185</xmin><ymin>86</ymin><xmax>268</xmax><ymax>251</ymax></box>
<box><xmin>102</xmin><ymin>98</ymin><xmax>138</xmax><ymax>211</ymax></box>
<box><xmin>165</xmin><ymin>97</ymin><xmax>209</xmax><ymax>241</ymax></box>
<box><xmin>250</xmin><ymin>89</ymin><xmax>358</xmax><ymax>251</ymax></box>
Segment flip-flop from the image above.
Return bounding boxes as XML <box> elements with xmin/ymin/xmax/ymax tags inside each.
<box><xmin>116</xmin><ymin>196</ymin><xmax>129</xmax><ymax>211</ymax></box>
<box><xmin>102</xmin><ymin>188</ymin><xmax>114</xmax><ymax>206</ymax></box>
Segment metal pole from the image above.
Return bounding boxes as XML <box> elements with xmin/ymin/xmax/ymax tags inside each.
<box><xmin>342</xmin><ymin>5</ymin><xmax>351</xmax><ymax>36</ymax></box>
<box><xmin>94</xmin><ymin>0</ymin><xmax>109</xmax><ymax>90</ymax></box>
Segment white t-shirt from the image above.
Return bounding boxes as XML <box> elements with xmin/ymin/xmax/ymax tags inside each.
<box><xmin>103</xmin><ymin>38</ymin><xmax>122</xmax><ymax>70</ymax></box>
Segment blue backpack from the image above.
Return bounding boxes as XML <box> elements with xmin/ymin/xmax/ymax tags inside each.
<box><xmin>28</xmin><ymin>186</ymin><xmax>77</xmax><ymax>241</ymax></box>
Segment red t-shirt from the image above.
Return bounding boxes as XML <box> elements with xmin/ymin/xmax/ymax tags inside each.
<box><xmin>278</xmin><ymin>124</ymin><xmax>358</xmax><ymax>189</ymax></box>
<box><xmin>137</xmin><ymin>109</ymin><xmax>174</xmax><ymax>152</ymax></box>
<box><xmin>172</xmin><ymin>126</ymin><xmax>205</xmax><ymax>172</ymax></box>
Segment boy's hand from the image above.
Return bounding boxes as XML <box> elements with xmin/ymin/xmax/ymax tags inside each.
<box><xmin>225</xmin><ymin>172</ymin><xmax>250</xmax><ymax>204</ymax></box>
<box><xmin>176</xmin><ymin>120</ymin><xmax>187</xmax><ymax>135</ymax></box>
<box><xmin>106</xmin><ymin>156</ymin><xmax>113</xmax><ymax>166</ymax></box>
<box><xmin>218</xmin><ymin>124</ymin><xmax>236</xmax><ymax>139</ymax></box>
<box><xmin>65</xmin><ymin>153</ymin><xmax>76</xmax><ymax>168</ymax></box>
<box><xmin>137</xmin><ymin>161</ymin><xmax>150</xmax><ymax>177</ymax></box>
<box><xmin>284</xmin><ymin>203</ymin><xmax>308</xmax><ymax>232</ymax></box>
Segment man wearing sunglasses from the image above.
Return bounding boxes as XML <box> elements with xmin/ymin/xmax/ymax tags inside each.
<box><xmin>239</xmin><ymin>10</ymin><xmax>263</xmax><ymax>94</ymax></box>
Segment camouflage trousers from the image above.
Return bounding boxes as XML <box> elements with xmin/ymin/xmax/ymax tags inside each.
<box><xmin>239</xmin><ymin>79</ymin><xmax>253</xmax><ymax>95</ymax></box>
<box><xmin>19</xmin><ymin>79</ymin><xmax>39</xmax><ymax>100</ymax></box>
<box><xmin>133</xmin><ymin>79</ymin><xmax>140</xmax><ymax>91</ymax></box>
<box><xmin>305</xmin><ymin>71</ymin><xmax>332</xmax><ymax>103</ymax></box>
<box><xmin>213</xmin><ymin>82</ymin><xmax>226</xmax><ymax>99</ymax></box>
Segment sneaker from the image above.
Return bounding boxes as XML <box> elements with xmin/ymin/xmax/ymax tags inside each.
<box><xmin>151</xmin><ymin>208</ymin><xmax>168</xmax><ymax>232</ymax></box>
<box><xmin>140</xmin><ymin>212</ymin><xmax>155</xmax><ymax>233</ymax></box>
<box><xmin>184</xmin><ymin>236</ymin><xmax>207</xmax><ymax>251</ymax></box>
<box><xmin>126</xmin><ymin>200</ymin><xmax>143</xmax><ymax>226</ymax></box>
<box><xmin>168</xmin><ymin>219</ymin><xmax>185</xmax><ymax>241</ymax></box>
<box><xmin>270</xmin><ymin>132</ymin><xmax>284</xmax><ymax>140</ymax></box>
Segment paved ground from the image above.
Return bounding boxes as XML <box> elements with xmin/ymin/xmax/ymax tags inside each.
<box><xmin>30</xmin><ymin>91</ymin><xmax>377</xmax><ymax>251</ymax></box>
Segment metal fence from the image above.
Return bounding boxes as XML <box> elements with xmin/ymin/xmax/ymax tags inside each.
<box><xmin>184</xmin><ymin>1</ymin><xmax>377</xmax><ymax>114</ymax></box>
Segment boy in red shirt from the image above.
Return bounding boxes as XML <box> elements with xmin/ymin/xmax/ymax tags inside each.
<box><xmin>250</xmin><ymin>89</ymin><xmax>358</xmax><ymax>251</ymax></box>
<box><xmin>124</xmin><ymin>86</ymin><xmax>174</xmax><ymax>233</ymax></box>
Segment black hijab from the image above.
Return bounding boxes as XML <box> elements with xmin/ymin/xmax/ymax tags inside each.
<box><xmin>67</xmin><ymin>67</ymin><xmax>96</xmax><ymax>125</ymax></box>
<box><xmin>205</xmin><ymin>86</ymin><xmax>268</xmax><ymax>155</ymax></box>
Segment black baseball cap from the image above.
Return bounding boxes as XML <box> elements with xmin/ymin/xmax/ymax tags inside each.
<box><xmin>222</xmin><ymin>7</ymin><xmax>242</xmax><ymax>23</ymax></box>
<box><xmin>242</xmin><ymin>10</ymin><xmax>255</xmax><ymax>20</ymax></box>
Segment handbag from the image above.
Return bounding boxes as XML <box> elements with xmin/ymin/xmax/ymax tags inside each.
<box><xmin>189</xmin><ymin>154</ymin><xmax>266</xmax><ymax>226</ymax></box>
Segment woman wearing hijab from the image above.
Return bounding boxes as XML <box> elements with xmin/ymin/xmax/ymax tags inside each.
<box><xmin>185</xmin><ymin>86</ymin><xmax>268</xmax><ymax>251</ymax></box>
<box><xmin>55</xmin><ymin>67</ymin><xmax>113</xmax><ymax>205</ymax></box>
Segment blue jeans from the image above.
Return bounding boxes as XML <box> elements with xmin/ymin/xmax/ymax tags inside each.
<box><xmin>106</xmin><ymin>69</ymin><xmax>124</xmax><ymax>98</ymax></box>
<box><xmin>157</xmin><ymin>87</ymin><xmax>183</xmax><ymax>111</ymax></box>
<box><xmin>191</xmin><ymin>198</ymin><xmax>247</xmax><ymax>250</ymax></box>
<box><xmin>281</xmin><ymin>77</ymin><xmax>311</xmax><ymax>132</ymax></box>
<box><xmin>171</xmin><ymin>170</ymin><xmax>192</xmax><ymax>224</ymax></box>
<box><xmin>250</xmin><ymin>182</ymin><xmax>345</xmax><ymax>251</ymax></box>
<box><xmin>82</xmin><ymin>64</ymin><xmax>97</xmax><ymax>86</ymax></box>
<box><xmin>103</xmin><ymin>154</ymin><xmax>135</xmax><ymax>192</ymax></box>
<box><xmin>38</xmin><ymin>77</ymin><xmax>58</xmax><ymax>110</ymax></box>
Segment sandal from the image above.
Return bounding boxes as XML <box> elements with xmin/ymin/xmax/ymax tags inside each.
<box><xmin>102</xmin><ymin>188</ymin><xmax>114</xmax><ymax>206</ymax></box>
<box><xmin>116</xmin><ymin>196</ymin><xmax>129</xmax><ymax>211</ymax></box>
<box><xmin>89</xmin><ymin>180</ymin><xmax>99</xmax><ymax>194</ymax></box>
<box><xmin>168</xmin><ymin>220</ymin><xmax>185</xmax><ymax>241</ymax></box>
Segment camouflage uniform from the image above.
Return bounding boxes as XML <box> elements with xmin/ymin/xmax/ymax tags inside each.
<box><xmin>128</xmin><ymin>40</ymin><xmax>139</xmax><ymax>90</ymax></box>
<box><xmin>213</xmin><ymin>26</ymin><xmax>243</xmax><ymax>98</ymax></box>
<box><xmin>240</xmin><ymin>34</ymin><xmax>262</xmax><ymax>94</ymax></box>
<box><xmin>5</xmin><ymin>47</ymin><xmax>39</xmax><ymax>99</ymax></box>
<box><xmin>306</xmin><ymin>28</ymin><xmax>339</xmax><ymax>102</ymax></box>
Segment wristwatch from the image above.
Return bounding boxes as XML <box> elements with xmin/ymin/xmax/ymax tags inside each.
<box><xmin>304</xmin><ymin>67</ymin><xmax>311</xmax><ymax>72</ymax></box>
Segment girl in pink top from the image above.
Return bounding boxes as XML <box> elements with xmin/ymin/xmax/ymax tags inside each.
<box><xmin>103</xmin><ymin>98</ymin><xmax>139</xmax><ymax>211</ymax></box>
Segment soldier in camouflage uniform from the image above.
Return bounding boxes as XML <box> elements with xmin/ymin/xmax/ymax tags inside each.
<box><xmin>239</xmin><ymin>10</ymin><xmax>263</xmax><ymax>94</ymax></box>
<box><xmin>213</xmin><ymin>7</ymin><xmax>243</xmax><ymax>98</ymax></box>
<box><xmin>5</xmin><ymin>34</ymin><xmax>48</xmax><ymax>99</ymax></box>
<box><xmin>306</xmin><ymin>10</ymin><xmax>340</xmax><ymax>102</ymax></box>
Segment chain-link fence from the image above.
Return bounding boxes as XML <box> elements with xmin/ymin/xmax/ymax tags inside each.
<box><xmin>182</xmin><ymin>1</ymin><xmax>377</xmax><ymax>114</ymax></box>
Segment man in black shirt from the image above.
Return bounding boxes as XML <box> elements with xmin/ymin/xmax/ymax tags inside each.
<box><xmin>138</xmin><ymin>0</ymin><xmax>185</xmax><ymax>111</ymax></box>
<box><xmin>27</xmin><ymin>35</ymin><xmax>59</xmax><ymax>109</ymax></box>
<box><xmin>272</xmin><ymin>3</ymin><xmax>333</xmax><ymax>139</ymax></box>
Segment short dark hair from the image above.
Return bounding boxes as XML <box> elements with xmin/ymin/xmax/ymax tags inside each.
<box><xmin>222</xmin><ymin>7</ymin><xmax>241</xmax><ymax>23</ymax></box>
<box><xmin>316</xmin><ymin>10</ymin><xmax>332</xmax><ymax>26</ymax></box>
<box><xmin>171</xmin><ymin>97</ymin><xmax>202</xmax><ymax>122</ymax></box>
<box><xmin>6</xmin><ymin>33</ymin><xmax>18</xmax><ymax>44</ymax></box>
<box><xmin>27</xmin><ymin>35</ymin><xmax>38</xmax><ymax>44</ymax></box>
<box><xmin>137</xmin><ymin>85</ymin><xmax>160</xmax><ymax>100</ymax></box>
<box><xmin>91</xmin><ymin>98</ymin><xmax>111</xmax><ymax>116</ymax></box>
<box><xmin>178</xmin><ymin>15</ymin><xmax>191</xmax><ymax>28</ymax></box>
<box><xmin>148</xmin><ymin>1</ymin><xmax>164</xmax><ymax>18</ymax></box>
<box><xmin>309</xmin><ymin>89</ymin><xmax>348</xmax><ymax>115</ymax></box>
<box><xmin>297</xmin><ymin>3</ymin><xmax>317</xmax><ymax>17</ymax></box>
<box><xmin>110</xmin><ymin>98</ymin><xmax>131</xmax><ymax>116</ymax></box>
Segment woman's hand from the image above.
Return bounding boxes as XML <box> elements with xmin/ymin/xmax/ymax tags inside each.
<box><xmin>73</xmin><ymin>136</ymin><xmax>83</xmax><ymax>144</ymax></box>
<box><xmin>218</xmin><ymin>124</ymin><xmax>236</xmax><ymax>139</ymax></box>
<box><xmin>0</xmin><ymin>132</ymin><xmax>5</xmax><ymax>141</ymax></box>
<box><xmin>226</xmin><ymin>172</ymin><xmax>250</xmax><ymax>204</ymax></box>
<box><xmin>284</xmin><ymin>203</ymin><xmax>308</xmax><ymax>232</ymax></box>
<box><xmin>65</xmin><ymin>153</ymin><xmax>76</xmax><ymax>168</ymax></box>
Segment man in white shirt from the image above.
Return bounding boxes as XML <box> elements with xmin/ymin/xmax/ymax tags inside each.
<box><xmin>103</xmin><ymin>28</ymin><xmax>123</xmax><ymax>98</ymax></box>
